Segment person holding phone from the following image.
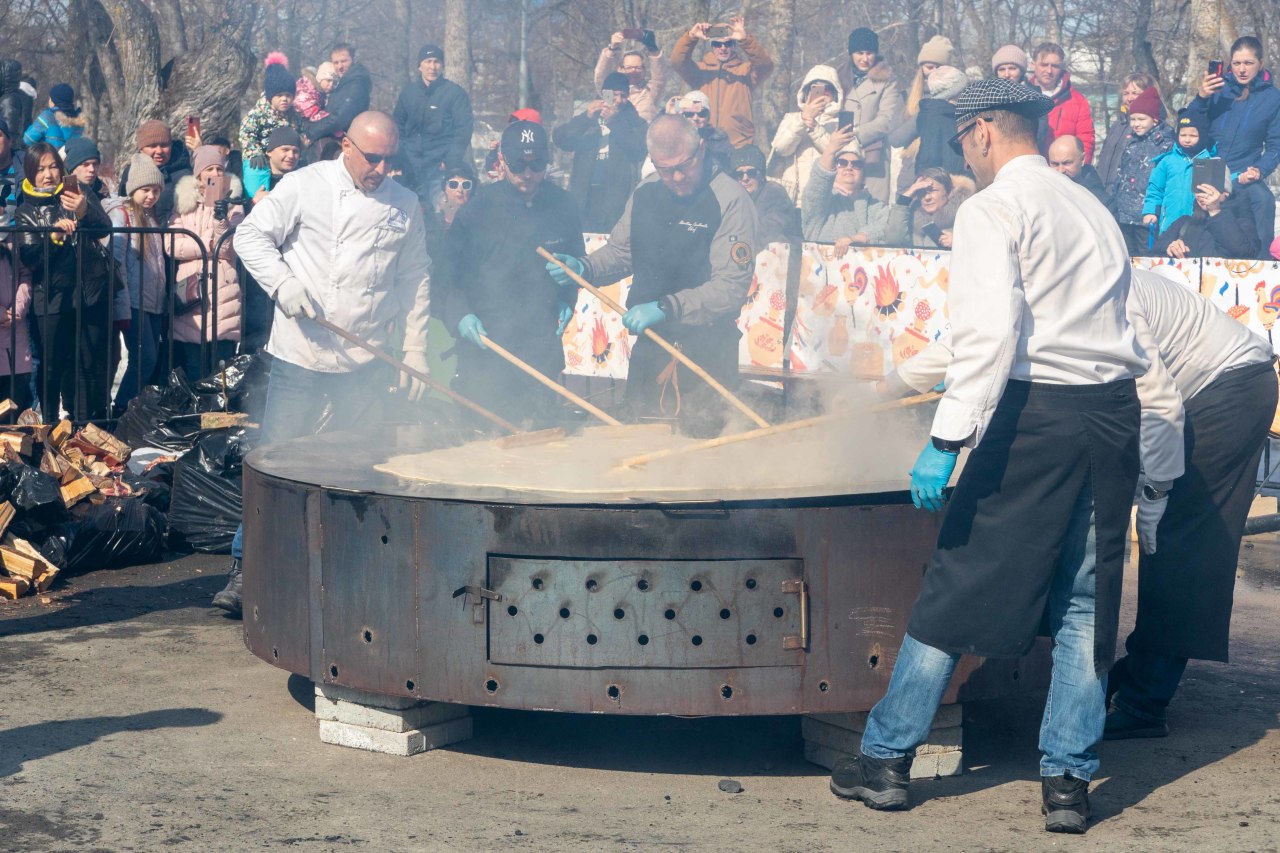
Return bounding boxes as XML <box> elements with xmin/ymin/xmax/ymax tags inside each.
<box><xmin>1141</xmin><ymin>110</ymin><xmax>1218</xmax><ymax>237</ymax></box>
<box><xmin>1186</xmin><ymin>35</ymin><xmax>1280</xmax><ymax>248</ymax></box>
<box><xmin>595</xmin><ymin>29</ymin><xmax>670</xmax><ymax>122</ymax></box>
<box><xmin>670</xmin><ymin>15</ymin><xmax>774</xmax><ymax>148</ymax></box>
<box><xmin>800</xmin><ymin>125</ymin><xmax>888</xmax><ymax>249</ymax></box>
<box><xmin>1153</xmin><ymin>181</ymin><xmax>1260</xmax><ymax>259</ymax></box>
<box><xmin>836</xmin><ymin>27</ymin><xmax>904</xmax><ymax>203</ymax></box>
<box><xmin>768</xmin><ymin>64</ymin><xmax>843</xmax><ymax>203</ymax></box>
<box><xmin>885</xmin><ymin>167</ymin><xmax>972</xmax><ymax>249</ymax></box>
<box><xmin>887</xmin><ymin>65</ymin><xmax>969</xmax><ymax>186</ymax></box>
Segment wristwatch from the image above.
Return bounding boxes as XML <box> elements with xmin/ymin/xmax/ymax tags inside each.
<box><xmin>931</xmin><ymin>436</ymin><xmax>964</xmax><ymax>454</ymax></box>
<box><xmin>1142</xmin><ymin>484</ymin><xmax>1170</xmax><ymax>501</ymax></box>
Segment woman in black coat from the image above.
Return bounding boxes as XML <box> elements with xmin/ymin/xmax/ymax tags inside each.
<box><xmin>14</xmin><ymin>142</ymin><xmax>115</xmax><ymax>419</ymax></box>
<box><xmin>1154</xmin><ymin>182</ymin><xmax>1261</xmax><ymax>260</ymax></box>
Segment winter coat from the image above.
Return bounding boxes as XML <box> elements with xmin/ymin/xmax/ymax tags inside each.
<box><xmin>309</xmin><ymin>62</ymin><xmax>372</xmax><ymax>139</ymax></box>
<box><xmin>167</xmin><ymin>174</ymin><xmax>247</xmax><ymax>343</ymax></box>
<box><xmin>670</xmin><ymin>32</ymin><xmax>774</xmax><ymax>148</ymax></box>
<box><xmin>0</xmin><ymin>60</ymin><xmax>32</xmax><ymax>142</ymax></box>
<box><xmin>239</xmin><ymin>96</ymin><xmax>307</xmax><ymax>197</ymax></box>
<box><xmin>0</xmin><ymin>244</ymin><xmax>31</xmax><ymax>375</ymax></box>
<box><xmin>1111</xmin><ymin>123</ymin><xmax>1174</xmax><ymax>225</ymax></box>
<box><xmin>1044</xmin><ymin>72</ymin><xmax>1096</xmax><ymax>162</ymax></box>
<box><xmin>1144</xmin><ymin>145</ymin><xmax>1216</xmax><ymax>235</ymax></box>
<box><xmin>104</xmin><ymin>197</ymin><xmax>167</xmax><ymax>316</ymax></box>
<box><xmin>15</xmin><ymin>180</ymin><xmax>114</xmax><ymax>315</ymax></box>
<box><xmin>0</xmin><ymin>152</ymin><xmax>24</xmax><ymax>213</ymax></box>
<box><xmin>1072</xmin><ymin>164</ymin><xmax>1109</xmax><ymax>204</ymax></box>
<box><xmin>768</xmin><ymin>64</ymin><xmax>843</xmax><ymax>203</ymax></box>
<box><xmin>393</xmin><ymin>76</ymin><xmax>474</xmax><ymax>192</ymax></box>
<box><xmin>23</xmin><ymin>106</ymin><xmax>84</xmax><ymax>151</ymax></box>
<box><xmin>834</xmin><ymin>59</ymin><xmax>904</xmax><ymax>201</ymax></box>
<box><xmin>552</xmin><ymin>101</ymin><xmax>648</xmax><ymax>233</ymax></box>
<box><xmin>890</xmin><ymin>98</ymin><xmax>965</xmax><ymax>183</ymax></box>
<box><xmin>884</xmin><ymin>176</ymin><xmax>973</xmax><ymax>248</ymax></box>
<box><xmin>751</xmin><ymin>179</ymin><xmax>801</xmax><ymax>244</ymax></box>
<box><xmin>1185</xmin><ymin>69</ymin><xmax>1280</xmax><ymax>180</ymax></box>
<box><xmin>1154</xmin><ymin>192</ymin><xmax>1261</xmax><ymax>259</ymax></box>
<box><xmin>593</xmin><ymin>48</ymin><xmax>672</xmax><ymax>122</ymax></box>
<box><xmin>1097</xmin><ymin>117</ymin><xmax>1129</xmax><ymax>188</ymax></box>
<box><xmin>294</xmin><ymin>75</ymin><xmax>328</xmax><ymax>121</ymax></box>
<box><xmin>800</xmin><ymin>160</ymin><xmax>889</xmax><ymax>244</ymax></box>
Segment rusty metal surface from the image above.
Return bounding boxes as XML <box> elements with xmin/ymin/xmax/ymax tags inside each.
<box><xmin>242</xmin><ymin>431</ymin><xmax>1052</xmax><ymax>716</ymax></box>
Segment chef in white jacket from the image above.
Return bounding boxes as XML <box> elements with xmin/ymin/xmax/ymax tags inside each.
<box><xmin>888</xmin><ymin>268</ymin><xmax>1277</xmax><ymax>741</ymax></box>
<box><xmin>211</xmin><ymin>111</ymin><xmax>432</xmax><ymax>619</ymax></box>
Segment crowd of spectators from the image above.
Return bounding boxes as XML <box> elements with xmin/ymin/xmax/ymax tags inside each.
<box><xmin>0</xmin><ymin>23</ymin><xmax>1277</xmax><ymax>423</ymax></box>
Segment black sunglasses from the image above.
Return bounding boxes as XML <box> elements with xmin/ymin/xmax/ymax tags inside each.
<box><xmin>947</xmin><ymin>117</ymin><xmax>991</xmax><ymax>157</ymax></box>
<box><xmin>835</xmin><ymin>157</ymin><xmax>863</xmax><ymax>169</ymax></box>
<box><xmin>682</xmin><ymin>109</ymin><xmax>710</xmax><ymax>119</ymax></box>
<box><xmin>347</xmin><ymin>135</ymin><xmax>390</xmax><ymax>167</ymax></box>
<box><xmin>735</xmin><ymin>168</ymin><xmax>761</xmax><ymax>180</ymax></box>
<box><xmin>710</xmin><ymin>40</ymin><xmax>736</xmax><ymax>49</ymax></box>
<box><xmin>446</xmin><ymin>179</ymin><xmax>473</xmax><ymax>190</ymax></box>
<box><xmin>509</xmin><ymin>156</ymin><xmax>549</xmax><ymax>173</ymax></box>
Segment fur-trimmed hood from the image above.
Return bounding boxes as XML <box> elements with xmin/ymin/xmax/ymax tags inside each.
<box><xmin>835</xmin><ymin>57</ymin><xmax>897</xmax><ymax>97</ymax></box>
<box><xmin>174</xmin><ymin>173</ymin><xmax>244</xmax><ymax>215</ymax></box>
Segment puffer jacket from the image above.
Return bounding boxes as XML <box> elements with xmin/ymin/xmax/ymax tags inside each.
<box><xmin>103</xmin><ymin>196</ymin><xmax>167</xmax><ymax>315</ymax></box>
<box><xmin>0</xmin><ymin>60</ymin><xmax>32</xmax><ymax>140</ymax></box>
<box><xmin>670</xmin><ymin>32</ymin><xmax>774</xmax><ymax>148</ymax></box>
<box><xmin>167</xmin><ymin>174</ymin><xmax>247</xmax><ymax>343</ymax></box>
<box><xmin>1186</xmin><ymin>69</ymin><xmax>1280</xmax><ymax>179</ymax></box>
<box><xmin>835</xmin><ymin>59</ymin><xmax>904</xmax><ymax>201</ymax></box>
<box><xmin>23</xmin><ymin>106</ymin><xmax>84</xmax><ymax>150</ymax></box>
<box><xmin>1044</xmin><ymin>72</ymin><xmax>1096</xmax><ymax>162</ymax></box>
<box><xmin>768</xmin><ymin>64</ymin><xmax>844</xmax><ymax>203</ymax></box>
<box><xmin>239</xmin><ymin>96</ymin><xmax>307</xmax><ymax>197</ymax></box>
<box><xmin>800</xmin><ymin>160</ymin><xmax>889</xmax><ymax>244</ymax></box>
<box><xmin>1111</xmin><ymin>123</ymin><xmax>1174</xmax><ymax>225</ymax></box>
<box><xmin>1143</xmin><ymin>145</ymin><xmax>1216</xmax><ymax>235</ymax></box>
<box><xmin>294</xmin><ymin>75</ymin><xmax>329</xmax><ymax>121</ymax></box>
<box><xmin>15</xmin><ymin>179</ymin><xmax>113</xmax><ymax>315</ymax></box>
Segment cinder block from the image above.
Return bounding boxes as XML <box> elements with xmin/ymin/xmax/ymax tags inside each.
<box><xmin>314</xmin><ymin>697</ymin><xmax>469</xmax><ymax>733</ymax></box>
<box><xmin>808</xmin><ymin>702</ymin><xmax>962</xmax><ymax>733</ymax></box>
<box><xmin>803</xmin><ymin>741</ymin><xmax>962</xmax><ymax>780</ymax></box>
<box><xmin>315</xmin><ymin>683</ymin><xmax>421</xmax><ymax>710</ymax></box>
<box><xmin>802</xmin><ymin>717</ymin><xmax>961</xmax><ymax>756</ymax></box>
<box><xmin>319</xmin><ymin>716</ymin><xmax>474</xmax><ymax>756</ymax></box>
<box><xmin>802</xmin><ymin>703</ymin><xmax>963</xmax><ymax>780</ymax></box>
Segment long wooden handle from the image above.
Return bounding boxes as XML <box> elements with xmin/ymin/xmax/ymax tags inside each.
<box><xmin>313</xmin><ymin>317</ymin><xmax>520</xmax><ymax>434</ymax></box>
<box><xmin>616</xmin><ymin>390</ymin><xmax>942</xmax><ymax>469</ymax></box>
<box><xmin>538</xmin><ymin>246</ymin><xmax>771</xmax><ymax>429</ymax></box>
<box><xmin>478</xmin><ymin>335</ymin><xmax>623</xmax><ymax>427</ymax></box>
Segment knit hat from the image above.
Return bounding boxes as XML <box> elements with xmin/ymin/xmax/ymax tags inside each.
<box><xmin>728</xmin><ymin>145</ymin><xmax>766</xmax><ymax>174</ymax></box>
<box><xmin>264</xmin><ymin>54</ymin><xmax>296</xmax><ymax>100</ymax></box>
<box><xmin>316</xmin><ymin>61</ymin><xmax>337</xmax><ymax>83</ymax></box>
<box><xmin>123</xmin><ymin>153</ymin><xmax>164</xmax><ymax>195</ymax></box>
<box><xmin>1175</xmin><ymin>108</ymin><xmax>1213</xmax><ymax>156</ymax></box>
<box><xmin>680</xmin><ymin>90</ymin><xmax>711</xmax><ymax>113</ymax></box>
<box><xmin>918</xmin><ymin>36</ymin><xmax>956</xmax><ymax>67</ymax></box>
<box><xmin>990</xmin><ymin>44</ymin><xmax>1028</xmax><ymax>73</ymax></box>
<box><xmin>418</xmin><ymin>44</ymin><xmax>444</xmax><ymax>64</ymax></box>
<box><xmin>136</xmin><ymin>119</ymin><xmax>172</xmax><ymax>150</ymax></box>
<box><xmin>601</xmin><ymin>71</ymin><xmax>630</xmax><ymax>96</ymax></box>
<box><xmin>510</xmin><ymin>108</ymin><xmax>542</xmax><ymax>124</ymax></box>
<box><xmin>192</xmin><ymin>144</ymin><xmax>227</xmax><ymax>178</ymax></box>
<box><xmin>847</xmin><ymin>27</ymin><xmax>878</xmax><ymax>55</ymax></box>
<box><xmin>50</xmin><ymin>83</ymin><xmax>77</xmax><ymax>114</ymax></box>
<box><xmin>266</xmin><ymin>126</ymin><xmax>303</xmax><ymax>152</ymax></box>
<box><xmin>1127</xmin><ymin>86</ymin><xmax>1162</xmax><ymax>120</ymax></box>
<box><xmin>62</xmin><ymin>137</ymin><xmax>101</xmax><ymax>172</ymax></box>
<box><xmin>927</xmin><ymin>66</ymin><xmax>969</xmax><ymax>101</ymax></box>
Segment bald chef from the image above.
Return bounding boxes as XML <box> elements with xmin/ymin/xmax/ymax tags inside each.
<box><xmin>826</xmin><ymin>79</ymin><xmax>1149</xmax><ymax>835</ymax></box>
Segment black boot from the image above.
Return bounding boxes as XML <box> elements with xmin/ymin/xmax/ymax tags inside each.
<box><xmin>1104</xmin><ymin>706</ymin><xmax>1169</xmax><ymax>739</ymax></box>
<box><xmin>211</xmin><ymin>558</ymin><xmax>243</xmax><ymax>618</ymax></box>
<box><xmin>829</xmin><ymin>753</ymin><xmax>911</xmax><ymax>810</ymax></box>
<box><xmin>1042</xmin><ymin>772</ymin><xmax>1090</xmax><ymax>834</ymax></box>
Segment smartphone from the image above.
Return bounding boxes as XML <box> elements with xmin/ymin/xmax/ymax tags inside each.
<box><xmin>621</xmin><ymin>28</ymin><xmax>644</xmax><ymax>40</ymax></box>
<box><xmin>837</xmin><ymin>110</ymin><xmax>856</xmax><ymax>129</ymax></box>
<box><xmin>1192</xmin><ymin>157</ymin><xmax>1228</xmax><ymax>192</ymax></box>
<box><xmin>921</xmin><ymin>223</ymin><xmax>944</xmax><ymax>245</ymax></box>
<box><xmin>706</xmin><ymin>24</ymin><xmax>732</xmax><ymax>39</ymax></box>
<box><xmin>187</xmin><ymin>115</ymin><xmax>201</xmax><ymax>137</ymax></box>
<box><xmin>204</xmin><ymin>173</ymin><xmax>230</xmax><ymax>204</ymax></box>
<box><xmin>63</xmin><ymin>174</ymin><xmax>79</xmax><ymax>194</ymax></box>
<box><xmin>1207</xmin><ymin>60</ymin><xmax>1224</xmax><ymax>77</ymax></box>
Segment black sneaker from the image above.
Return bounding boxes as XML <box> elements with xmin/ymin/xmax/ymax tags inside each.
<box><xmin>211</xmin><ymin>558</ymin><xmax>243</xmax><ymax>618</ymax></box>
<box><xmin>1042</xmin><ymin>773</ymin><xmax>1090</xmax><ymax>834</ymax></box>
<box><xmin>829</xmin><ymin>753</ymin><xmax>911</xmax><ymax>810</ymax></box>
<box><xmin>1103</xmin><ymin>706</ymin><xmax>1169</xmax><ymax>740</ymax></box>
<box><xmin>1105</xmin><ymin>656</ymin><xmax>1129</xmax><ymax>709</ymax></box>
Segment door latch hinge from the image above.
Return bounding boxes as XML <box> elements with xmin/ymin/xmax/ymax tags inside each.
<box><xmin>780</xmin><ymin>578</ymin><xmax>809</xmax><ymax>651</ymax></box>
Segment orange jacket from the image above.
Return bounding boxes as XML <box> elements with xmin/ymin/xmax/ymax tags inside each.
<box><xmin>670</xmin><ymin>33</ymin><xmax>774</xmax><ymax>148</ymax></box>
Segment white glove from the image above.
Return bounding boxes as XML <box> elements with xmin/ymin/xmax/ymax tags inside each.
<box><xmin>275</xmin><ymin>276</ymin><xmax>320</xmax><ymax>320</ymax></box>
<box><xmin>1135</xmin><ymin>491</ymin><xmax>1168</xmax><ymax>555</ymax></box>
<box><xmin>400</xmin><ymin>350</ymin><xmax>430</xmax><ymax>402</ymax></box>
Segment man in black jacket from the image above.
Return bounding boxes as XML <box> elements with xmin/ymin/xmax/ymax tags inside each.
<box><xmin>552</xmin><ymin>72</ymin><xmax>648</xmax><ymax>233</ymax></box>
<box><xmin>309</xmin><ymin>42</ymin><xmax>372</xmax><ymax>141</ymax></box>
<box><xmin>393</xmin><ymin>43</ymin><xmax>473</xmax><ymax>215</ymax></box>
<box><xmin>1048</xmin><ymin>134</ymin><xmax>1107</xmax><ymax>203</ymax></box>
<box><xmin>444</xmin><ymin>120</ymin><xmax>585</xmax><ymax>426</ymax></box>
<box><xmin>0</xmin><ymin>60</ymin><xmax>32</xmax><ymax>147</ymax></box>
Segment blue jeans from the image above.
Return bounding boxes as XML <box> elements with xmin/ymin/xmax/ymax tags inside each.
<box><xmin>1112</xmin><ymin>650</ymin><xmax>1187</xmax><ymax>724</ymax></box>
<box><xmin>232</xmin><ymin>357</ymin><xmax>391</xmax><ymax>561</ymax></box>
<box><xmin>861</xmin><ymin>484</ymin><xmax>1107</xmax><ymax>780</ymax></box>
<box><xmin>115</xmin><ymin>310</ymin><xmax>164</xmax><ymax>412</ymax></box>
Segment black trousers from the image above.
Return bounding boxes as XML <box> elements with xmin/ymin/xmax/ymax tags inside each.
<box><xmin>36</xmin><ymin>309</ymin><xmax>111</xmax><ymax>421</ymax></box>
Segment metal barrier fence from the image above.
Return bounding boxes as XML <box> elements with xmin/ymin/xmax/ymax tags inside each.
<box><xmin>0</xmin><ymin>223</ymin><xmax>247</xmax><ymax>425</ymax></box>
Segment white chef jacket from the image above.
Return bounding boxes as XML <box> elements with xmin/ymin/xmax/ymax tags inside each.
<box><xmin>933</xmin><ymin>155</ymin><xmax>1149</xmax><ymax>445</ymax></box>
<box><xmin>899</xmin><ymin>268</ymin><xmax>1273</xmax><ymax>487</ymax></box>
<box><xmin>234</xmin><ymin>157</ymin><xmax>432</xmax><ymax>372</ymax></box>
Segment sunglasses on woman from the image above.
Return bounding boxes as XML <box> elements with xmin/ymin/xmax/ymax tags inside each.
<box><xmin>735</xmin><ymin>168</ymin><xmax>761</xmax><ymax>181</ymax></box>
<box><xmin>835</xmin><ymin>157</ymin><xmax>863</xmax><ymax>170</ymax></box>
<box><xmin>682</xmin><ymin>109</ymin><xmax>710</xmax><ymax>119</ymax></box>
<box><xmin>446</xmin><ymin>179</ymin><xmax>473</xmax><ymax>190</ymax></box>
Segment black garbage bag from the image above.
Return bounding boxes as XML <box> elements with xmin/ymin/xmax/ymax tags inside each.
<box><xmin>192</xmin><ymin>353</ymin><xmax>267</xmax><ymax>413</ymax></box>
<box><xmin>167</xmin><ymin>428</ymin><xmax>248</xmax><ymax>553</ymax></box>
<box><xmin>11</xmin><ymin>462</ymin><xmax>62</xmax><ymax>513</ymax></box>
<box><xmin>114</xmin><ymin>371</ymin><xmax>204</xmax><ymax>452</ymax></box>
<box><xmin>123</xmin><ymin>460</ymin><xmax>175</xmax><ymax>513</ymax></box>
<box><xmin>35</xmin><ymin>498</ymin><xmax>167</xmax><ymax>574</ymax></box>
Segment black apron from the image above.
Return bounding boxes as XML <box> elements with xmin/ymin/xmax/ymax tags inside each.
<box><xmin>908</xmin><ymin>378</ymin><xmax>1141</xmax><ymax>672</ymax></box>
<box><xmin>1126</xmin><ymin>360</ymin><xmax>1278</xmax><ymax>662</ymax></box>
<box><xmin>622</xmin><ymin>318</ymin><xmax>741</xmax><ymax>438</ymax></box>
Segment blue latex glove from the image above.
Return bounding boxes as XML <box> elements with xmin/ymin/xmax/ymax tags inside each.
<box><xmin>909</xmin><ymin>443</ymin><xmax>959</xmax><ymax>512</ymax></box>
<box><xmin>932</xmin><ymin>381</ymin><xmax>946</xmax><ymax>392</ymax></box>
<box><xmin>457</xmin><ymin>314</ymin><xmax>488</xmax><ymax>349</ymax></box>
<box><xmin>622</xmin><ymin>301</ymin><xmax>666</xmax><ymax>334</ymax></box>
<box><xmin>546</xmin><ymin>253</ymin><xmax>585</xmax><ymax>287</ymax></box>
<box><xmin>556</xmin><ymin>303</ymin><xmax>574</xmax><ymax>336</ymax></box>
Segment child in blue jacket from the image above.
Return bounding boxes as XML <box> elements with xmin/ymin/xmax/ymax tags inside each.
<box><xmin>1143</xmin><ymin>110</ymin><xmax>1216</xmax><ymax>236</ymax></box>
<box><xmin>22</xmin><ymin>83</ymin><xmax>84</xmax><ymax>150</ymax></box>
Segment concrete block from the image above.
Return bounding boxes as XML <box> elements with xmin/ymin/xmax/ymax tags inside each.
<box><xmin>314</xmin><ymin>696</ymin><xmax>469</xmax><ymax>733</ymax></box>
<box><xmin>319</xmin><ymin>716</ymin><xmax>474</xmax><ymax>757</ymax></box>
<box><xmin>802</xmin><ymin>702</ymin><xmax>963</xmax><ymax>779</ymax></box>
<box><xmin>315</xmin><ymin>683</ymin><xmax>421</xmax><ymax>710</ymax></box>
<box><xmin>807</xmin><ymin>702</ymin><xmax>962</xmax><ymax>733</ymax></box>
<box><xmin>803</xmin><ymin>741</ymin><xmax>962</xmax><ymax>780</ymax></box>
<box><xmin>802</xmin><ymin>717</ymin><xmax>961</xmax><ymax>756</ymax></box>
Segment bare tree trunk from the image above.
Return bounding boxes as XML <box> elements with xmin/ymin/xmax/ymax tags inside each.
<box><xmin>445</xmin><ymin>0</ymin><xmax>473</xmax><ymax>93</ymax></box>
<box><xmin>1186</xmin><ymin>0</ymin><xmax>1234</xmax><ymax>97</ymax></box>
<box><xmin>756</xmin><ymin>0</ymin><xmax>796</xmax><ymax>149</ymax></box>
<box><xmin>1131</xmin><ymin>0</ymin><xmax>1161</xmax><ymax>84</ymax></box>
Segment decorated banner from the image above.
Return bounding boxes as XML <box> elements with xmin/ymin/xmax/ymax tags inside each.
<box><xmin>560</xmin><ymin>233</ymin><xmax>636</xmax><ymax>379</ymax></box>
<box><xmin>1132</xmin><ymin>256</ymin><xmax>1201</xmax><ymax>292</ymax></box>
<box><xmin>1200</xmin><ymin>257</ymin><xmax>1280</xmax><ymax>352</ymax></box>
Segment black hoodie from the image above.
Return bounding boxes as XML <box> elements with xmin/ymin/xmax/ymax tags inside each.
<box><xmin>0</xmin><ymin>60</ymin><xmax>32</xmax><ymax>139</ymax></box>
